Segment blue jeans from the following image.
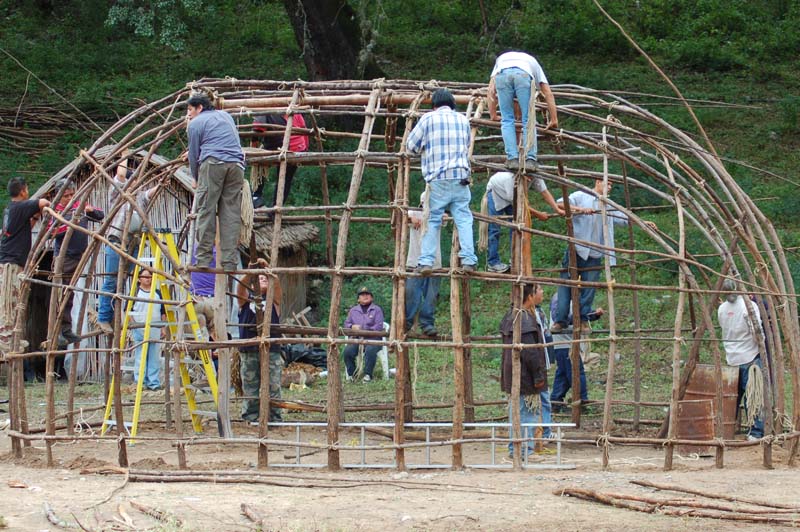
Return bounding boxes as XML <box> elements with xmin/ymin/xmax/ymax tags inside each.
<box><xmin>551</xmin><ymin>347</ymin><xmax>588</xmax><ymax>404</ymax></box>
<box><xmin>405</xmin><ymin>276</ymin><xmax>440</xmax><ymax>330</ymax></box>
<box><xmin>419</xmin><ymin>179</ymin><xmax>477</xmax><ymax>266</ymax></box>
<box><xmin>507</xmin><ymin>393</ymin><xmax>550</xmax><ymax>453</ymax></box>
<box><xmin>554</xmin><ymin>250</ymin><xmax>602</xmax><ymax>326</ymax></box>
<box><xmin>343</xmin><ymin>344</ymin><xmax>381</xmax><ymax>378</ymax></box>
<box><xmin>737</xmin><ymin>356</ymin><xmax>764</xmax><ymax>438</ymax></box>
<box><xmin>132</xmin><ymin>328</ymin><xmax>162</xmax><ymax>389</ymax></box>
<box><xmin>487</xmin><ymin>191</ymin><xmax>513</xmax><ymax>267</ymax></box>
<box><xmin>495</xmin><ymin>67</ymin><xmax>537</xmax><ymax>161</ymax></box>
<box><xmin>98</xmin><ymin>244</ymin><xmax>120</xmax><ymax>324</ymax></box>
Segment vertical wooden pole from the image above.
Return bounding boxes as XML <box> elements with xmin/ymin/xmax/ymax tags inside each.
<box><xmin>390</xmin><ymin>94</ymin><xmax>422</xmax><ymax>470</ymax></box>
<box><xmin>213</xmin><ymin>228</ymin><xmax>232</xmax><ymax>438</ymax></box>
<box><xmin>450</xmin><ymin>235</ymin><xmax>465</xmax><ymax>469</ymax></box>
<box><xmin>461</xmin><ymin>279</ymin><xmax>475</xmax><ymax>423</ymax></box>
<box><xmin>325</xmin><ymin>84</ymin><xmax>383</xmax><ymax>470</ymax></box>
<box><xmin>618</xmin><ymin>141</ymin><xmax>643</xmax><ymax>433</ymax></box>
<box><xmin>553</xmin><ymin>144</ymin><xmax>582</xmax><ymax>428</ymax></box>
<box><xmin>663</xmin><ymin>154</ymin><xmax>687</xmax><ymax>472</ymax></box>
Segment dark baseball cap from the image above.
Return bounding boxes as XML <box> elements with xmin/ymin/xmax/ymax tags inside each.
<box><xmin>357</xmin><ymin>286</ymin><xmax>372</xmax><ymax>296</ymax></box>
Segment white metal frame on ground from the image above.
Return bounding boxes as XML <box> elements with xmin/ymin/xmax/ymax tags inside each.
<box><xmin>266</xmin><ymin>422</ymin><xmax>576</xmax><ymax>470</ymax></box>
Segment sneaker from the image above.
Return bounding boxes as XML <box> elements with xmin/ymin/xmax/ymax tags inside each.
<box><xmin>524</xmin><ymin>159</ymin><xmax>539</xmax><ymax>173</ymax></box>
<box><xmin>98</xmin><ymin>321</ymin><xmax>113</xmax><ymax>334</ymax></box>
<box><xmin>536</xmin><ymin>447</ymin><xmax>557</xmax><ymax>455</ymax></box>
<box><xmin>487</xmin><ymin>262</ymin><xmax>510</xmax><ymax>273</ymax></box>
<box><xmin>747</xmin><ymin>434</ymin><xmax>760</xmax><ymax>442</ymax></box>
<box><xmin>248</xmin><ymin>420</ymin><xmax>259</xmax><ymax>427</ymax></box>
<box><xmin>416</xmin><ymin>264</ymin><xmax>433</xmax><ymax>276</ymax></box>
<box><xmin>345</xmin><ymin>374</ymin><xmax>354</xmax><ymax>382</ymax></box>
<box><xmin>545</xmin><ymin>432</ymin><xmax>559</xmax><ymax>440</ymax></box>
<box><xmin>462</xmin><ymin>264</ymin><xmax>476</xmax><ymax>273</ymax></box>
<box><xmin>362</xmin><ymin>375</ymin><xmax>372</xmax><ymax>383</ymax></box>
<box><xmin>506</xmin><ymin>158</ymin><xmax>520</xmax><ymax>171</ymax></box>
<box><xmin>252</xmin><ymin>196</ymin><xmax>265</xmax><ymax>209</ymax></box>
<box><xmin>550</xmin><ymin>322</ymin><xmax>565</xmax><ymax>334</ymax></box>
<box><xmin>422</xmin><ymin>326</ymin><xmax>438</xmax><ymax>337</ymax></box>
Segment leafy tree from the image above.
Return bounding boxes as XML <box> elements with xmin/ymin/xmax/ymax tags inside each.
<box><xmin>105</xmin><ymin>0</ymin><xmax>209</xmax><ymax>51</ymax></box>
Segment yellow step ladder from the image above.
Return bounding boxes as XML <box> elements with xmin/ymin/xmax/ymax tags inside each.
<box><xmin>101</xmin><ymin>231</ymin><xmax>219</xmax><ymax>438</ymax></box>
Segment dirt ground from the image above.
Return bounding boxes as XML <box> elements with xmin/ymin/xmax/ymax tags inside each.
<box><xmin>1</xmin><ymin>423</ymin><xmax>800</xmax><ymax>532</ymax></box>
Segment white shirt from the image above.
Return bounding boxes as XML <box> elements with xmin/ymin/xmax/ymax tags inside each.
<box><xmin>718</xmin><ymin>296</ymin><xmax>762</xmax><ymax>366</ymax></box>
<box><xmin>491</xmin><ymin>52</ymin><xmax>549</xmax><ymax>87</ymax></box>
<box><xmin>130</xmin><ymin>287</ymin><xmax>163</xmax><ymax>339</ymax></box>
<box><xmin>406</xmin><ymin>211</ymin><xmax>442</xmax><ymax>268</ymax></box>
<box><xmin>487</xmin><ymin>172</ymin><xmax>546</xmax><ymax>211</ymax></box>
<box><xmin>559</xmin><ymin>190</ymin><xmax>628</xmax><ymax>266</ymax></box>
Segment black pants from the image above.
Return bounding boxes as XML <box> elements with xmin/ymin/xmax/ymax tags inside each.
<box><xmin>254</xmin><ymin>165</ymin><xmax>298</xmax><ymax>207</ymax></box>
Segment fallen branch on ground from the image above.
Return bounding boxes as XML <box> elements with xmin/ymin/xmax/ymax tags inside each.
<box><xmin>629</xmin><ymin>479</ymin><xmax>800</xmax><ymax>510</ymax></box>
<box><xmin>130</xmin><ymin>501</ymin><xmax>183</xmax><ymax>527</ymax></box>
<box><xmin>555</xmin><ymin>487</ymin><xmax>800</xmax><ymax>525</ymax></box>
<box><xmin>240</xmin><ymin>503</ymin><xmax>265</xmax><ymax>528</ymax></box>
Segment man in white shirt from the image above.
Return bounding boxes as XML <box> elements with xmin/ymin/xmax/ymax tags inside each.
<box><xmin>485</xmin><ymin>171</ymin><xmax>563</xmax><ymax>273</ymax></box>
<box><xmin>488</xmin><ymin>51</ymin><xmax>558</xmax><ymax>171</ymax></box>
<box><xmin>551</xmin><ymin>179</ymin><xmax>656</xmax><ymax>333</ymax></box>
<box><xmin>405</xmin><ymin>192</ymin><xmax>442</xmax><ymax>335</ymax></box>
<box><xmin>718</xmin><ymin>278</ymin><xmax>764</xmax><ymax>439</ymax></box>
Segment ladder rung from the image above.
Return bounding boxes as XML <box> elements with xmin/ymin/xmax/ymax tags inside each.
<box><xmin>103</xmin><ymin>420</ymin><xmax>133</xmax><ymax>427</ymax></box>
<box><xmin>190</xmin><ymin>410</ymin><xmax>218</xmax><ymax>417</ymax></box>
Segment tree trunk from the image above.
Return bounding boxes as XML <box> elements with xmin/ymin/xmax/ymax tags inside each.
<box><xmin>281</xmin><ymin>0</ymin><xmax>384</xmax><ymax>80</ymax></box>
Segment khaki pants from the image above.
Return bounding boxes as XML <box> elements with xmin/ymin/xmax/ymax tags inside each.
<box><xmin>195</xmin><ymin>157</ymin><xmax>243</xmax><ymax>271</ymax></box>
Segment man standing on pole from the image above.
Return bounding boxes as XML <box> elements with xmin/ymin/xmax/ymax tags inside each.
<box><xmin>406</xmin><ymin>88</ymin><xmax>478</xmax><ymax>274</ymax></box>
<box><xmin>488</xmin><ymin>51</ymin><xmax>558</xmax><ymax>172</ymax></box>
<box><xmin>186</xmin><ymin>93</ymin><xmax>245</xmax><ymax>272</ymax></box>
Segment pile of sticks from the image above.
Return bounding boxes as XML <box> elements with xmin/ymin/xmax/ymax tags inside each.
<box><xmin>556</xmin><ymin>479</ymin><xmax>800</xmax><ymax>526</ymax></box>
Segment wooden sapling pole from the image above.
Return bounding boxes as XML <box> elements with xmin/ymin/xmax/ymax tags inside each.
<box><xmin>553</xmin><ymin>143</ymin><xmax>583</xmax><ymax>428</ymax></box>
<box><xmin>66</xmin><ymin>244</ymin><xmax>100</xmax><ymax>435</ymax></box>
<box><xmin>618</xmin><ymin>137</ymin><xmax>643</xmax><ymax>433</ymax></box>
<box><xmin>392</xmin><ymin>92</ymin><xmax>425</xmax><ymax>468</ymax></box>
<box><xmin>598</xmin><ymin>125</ymin><xmax>620</xmax><ymax>469</ymax></box>
<box><xmin>324</xmin><ymin>83</ymin><xmax>384</xmax><ymax>470</ymax></box>
<box><xmin>257</xmin><ymin>87</ymin><xmax>300</xmax><ymax>468</ymax></box>
<box><xmin>450</xmin><ymin>235</ymin><xmax>466</xmax><ymax>469</ymax></box>
<box><xmin>213</xmin><ymin>228</ymin><xmax>233</xmax><ymax>438</ymax></box>
<box><xmin>663</xmin><ymin>155</ymin><xmax>687</xmax><ymax>471</ymax></box>
<box><xmin>462</xmin><ymin>97</ymin><xmax>484</xmax><ymax>424</ymax></box>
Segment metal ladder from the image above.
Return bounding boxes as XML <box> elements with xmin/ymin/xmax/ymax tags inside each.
<box><xmin>101</xmin><ymin>231</ymin><xmax>218</xmax><ymax>438</ymax></box>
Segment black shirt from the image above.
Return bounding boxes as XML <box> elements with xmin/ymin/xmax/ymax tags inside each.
<box><xmin>239</xmin><ymin>299</ymin><xmax>281</xmax><ymax>353</ymax></box>
<box><xmin>0</xmin><ymin>199</ymin><xmax>41</xmax><ymax>266</ymax></box>
<box><xmin>53</xmin><ymin>204</ymin><xmax>104</xmax><ymax>259</ymax></box>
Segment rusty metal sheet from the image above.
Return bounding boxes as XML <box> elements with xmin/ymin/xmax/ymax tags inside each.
<box><xmin>677</xmin><ymin>399</ymin><xmax>715</xmax><ymax>454</ymax></box>
<box><xmin>685</xmin><ymin>364</ymin><xmax>739</xmax><ymax>440</ymax></box>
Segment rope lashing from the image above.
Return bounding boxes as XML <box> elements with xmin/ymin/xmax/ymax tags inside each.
<box><xmin>744</xmin><ymin>363</ymin><xmax>765</xmax><ymax>429</ymax></box>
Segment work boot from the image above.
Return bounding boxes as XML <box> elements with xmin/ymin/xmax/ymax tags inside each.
<box><xmin>487</xmin><ymin>262</ymin><xmax>510</xmax><ymax>273</ymax></box>
<box><xmin>462</xmin><ymin>264</ymin><xmax>477</xmax><ymax>273</ymax></box>
<box><xmin>524</xmin><ymin>159</ymin><xmax>539</xmax><ymax>173</ymax></box>
<box><xmin>416</xmin><ymin>264</ymin><xmax>433</xmax><ymax>276</ymax></box>
<box><xmin>61</xmin><ymin>328</ymin><xmax>81</xmax><ymax>345</ymax></box>
<box><xmin>422</xmin><ymin>326</ymin><xmax>438</xmax><ymax>337</ymax></box>
<box><xmin>506</xmin><ymin>158</ymin><xmax>520</xmax><ymax>171</ymax></box>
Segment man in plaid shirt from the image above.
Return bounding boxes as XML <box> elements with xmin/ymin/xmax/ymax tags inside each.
<box><xmin>406</xmin><ymin>88</ymin><xmax>477</xmax><ymax>274</ymax></box>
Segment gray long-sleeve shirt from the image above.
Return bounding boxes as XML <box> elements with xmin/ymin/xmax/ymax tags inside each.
<box><xmin>187</xmin><ymin>110</ymin><xmax>245</xmax><ymax>180</ymax></box>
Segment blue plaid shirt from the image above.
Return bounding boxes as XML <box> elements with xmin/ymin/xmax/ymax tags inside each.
<box><xmin>406</xmin><ymin>106</ymin><xmax>471</xmax><ymax>182</ymax></box>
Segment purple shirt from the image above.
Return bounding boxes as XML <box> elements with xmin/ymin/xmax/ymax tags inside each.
<box><xmin>190</xmin><ymin>246</ymin><xmax>216</xmax><ymax>297</ymax></box>
<box><xmin>344</xmin><ymin>303</ymin><xmax>385</xmax><ymax>335</ymax></box>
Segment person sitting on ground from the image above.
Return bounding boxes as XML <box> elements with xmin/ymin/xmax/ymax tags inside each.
<box><xmin>237</xmin><ymin>257</ymin><xmax>283</xmax><ymax>424</ymax></box>
<box><xmin>488</xmin><ymin>50</ymin><xmax>558</xmax><ymax>172</ymax></box>
<box><xmin>250</xmin><ymin>113</ymin><xmax>310</xmax><ymax>210</ymax></box>
<box><xmin>186</xmin><ymin>92</ymin><xmax>245</xmax><ymax>272</ymax></box>
<box><xmin>483</xmin><ymin>171</ymin><xmax>563</xmax><ymax>273</ymax></box>
<box><xmin>499</xmin><ymin>283</ymin><xmax>548</xmax><ymax>457</ymax></box>
<box><xmin>343</xmin><ymin>286</ymin><xmax>385</xmax><ymax>382</ymax></box>
<box><xmin>127</xmin><ymin>270</ymin><xmax>166</xmax><ymax>391</ymax></box>
<box><xmin>406</xmin><ymin>88</ymin><xmax>478</xmax><ymax>274</ymax></box>
<box><xmin>548</xmin><ymin>291</ymin><xmax>603</xmax><ymax>412</ymax></box>
<box><xmin>405</xmin><ymin>191</ymin><xmax>441</xmax><ymax>336</ymax></box>
<box><xmin>551</xmin><ymin>179</ymin><xmax>656</xmax><ymax>333</ymax></box>
<box><xmin>0</xmin><ymin>176</ymin><xmax>50</xmax><ymax>352</ymax></box>
<box><xmin>51</xmin><ymin>179</ymin><xmax>104</xmax><ymax>345</ymax></box>
<box><xmin>717</xmin><ymin>278</ymin><xmax>764</xmax><ymax>441</ymax></box>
